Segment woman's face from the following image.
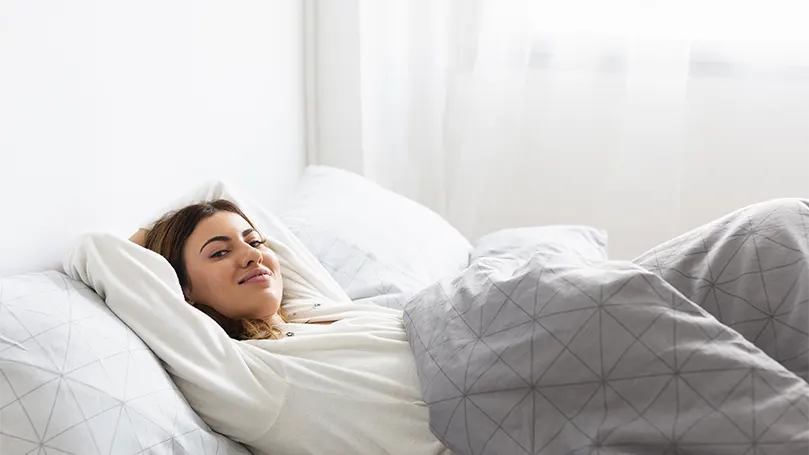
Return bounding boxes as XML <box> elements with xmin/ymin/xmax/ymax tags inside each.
<box><xmin>182</xmin><ymin>211</ymin><xmax>283</xmax><ymax>320</ymax></box>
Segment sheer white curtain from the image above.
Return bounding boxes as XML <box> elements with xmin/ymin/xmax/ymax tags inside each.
<box><xmin>307</xmin><ymin>0</ymin><xmax>809</xmax><ymax>259</ymax></box>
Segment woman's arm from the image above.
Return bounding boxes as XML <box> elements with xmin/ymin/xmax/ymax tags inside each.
<box><xmin>128</xmin><ymin>228</ymin><xmax>148</xmax><ymax>247</ymax></box>
<box><xmin>64</xmin><ymin>233</ymin><xmax>284</xmax><ymax>442</ymax></box>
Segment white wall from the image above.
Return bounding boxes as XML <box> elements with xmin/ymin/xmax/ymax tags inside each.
<box><xmin>0</xmin><ymin>1</ymin><xmax>306</xmax><ymax>275</ymax></box>
<box><xmin>304</xmin><ymin>0</ymin><xmax>365</xmax><ymax>174</ymax></box>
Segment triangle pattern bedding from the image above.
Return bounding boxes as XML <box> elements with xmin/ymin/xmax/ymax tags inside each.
<box><xmin>405</xmin><ymin>198</ymin><xmax>809</xmax><ymax>455</ymax></box>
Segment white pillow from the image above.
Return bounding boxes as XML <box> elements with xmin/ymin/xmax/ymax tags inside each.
<box><xmin>279</xmin><ymin>166</ymin><xmax>472</xmax><ymax>309</ymax></box>
<box><xmin>0</xmin><ymin>271</ymin><xmax>250</xmax><ymax>455</ymax></box>
<box><xmin>471</xmin><ymin>225</ymin><xmax>608</xmax><ymax>264</ymax></box>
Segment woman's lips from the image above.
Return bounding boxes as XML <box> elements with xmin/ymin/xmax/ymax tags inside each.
<box><xmin>241</xmin><ymin>272</ymin><xmax>271</xmax><ymax>285</ymax></box>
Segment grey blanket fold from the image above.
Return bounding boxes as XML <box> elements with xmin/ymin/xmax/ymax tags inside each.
<box><xmin>404</xmin><ymin>198</ymin><xmax>809</xmax><ymax>455</ymax></box>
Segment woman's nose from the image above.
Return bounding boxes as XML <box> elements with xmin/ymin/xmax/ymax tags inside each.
<box><xmin>240</xmin><ymin>243</ymin><xmax>262</xmax><ymax>266</ymax></box>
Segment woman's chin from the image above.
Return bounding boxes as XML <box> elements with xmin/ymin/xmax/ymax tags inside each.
<box><xmin>247</xmin><ymin>302</ymin><xmax>282</xmax><ymax>321</ymax></box>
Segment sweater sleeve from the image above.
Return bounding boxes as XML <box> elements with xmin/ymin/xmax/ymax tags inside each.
<box><xmin>63</xmin><ymin>233</ymin><xmax>284</xmax><ymax>443</ymax></box>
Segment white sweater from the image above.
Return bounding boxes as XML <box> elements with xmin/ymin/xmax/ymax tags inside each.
<box><xmin>64</xmin><ymin>181</ymin><xmax>451</xmax><ymax>455</ymax></box>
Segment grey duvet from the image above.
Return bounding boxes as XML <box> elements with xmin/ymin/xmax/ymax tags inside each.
<box><xmin>404</xmin><ymin>198</ymin><xmax>809</xmax><ymax>455</ymax></box>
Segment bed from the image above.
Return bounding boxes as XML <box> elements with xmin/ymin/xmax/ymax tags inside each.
<box><xmin>2</xmin><ymin>166</ymin><xmax>807</xmax><ymax>454</ymax></box>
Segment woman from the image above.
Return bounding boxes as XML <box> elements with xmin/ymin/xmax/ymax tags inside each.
<box><xmin>66</xmin><ymin>180</ymin><xmax>452</xmax><ymax>455</ymax></box>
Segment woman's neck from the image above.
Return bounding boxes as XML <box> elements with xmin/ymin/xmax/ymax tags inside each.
<box><xmin>263</xmin><ymin>312</ymin><xmax>286</xmax><ymax>326</ymax></box>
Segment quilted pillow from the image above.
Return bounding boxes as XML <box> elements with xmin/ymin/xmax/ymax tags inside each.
<box><xmin>0</xmin><ymin>271</ymin><xmax>250</xmax><ymax>455</ymax></box>
<box><xmin>279</xmin><ymin>166</ymin><xmax>472</xmax><ymax>309</ymax></box>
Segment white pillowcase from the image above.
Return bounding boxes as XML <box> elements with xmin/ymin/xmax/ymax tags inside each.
<box><xmin>279</xmin><ymin>166</ymin><xmax>472</xmax><ymax>309</ymax></box>
<box><xmin>471</xmin><ymin>225</ymin><xmax>608</xmax><ymax>264</ymax></box>
<box><xmin>0</xmin><ymin>271</ymin><xmax>250</xmax><ymax>455</ymax></box>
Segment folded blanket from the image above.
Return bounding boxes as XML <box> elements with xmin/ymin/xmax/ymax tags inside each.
<box><xmin>405</xmin><ymin>199</ymin><xmax>809</xmax><ymax>455</ymax></box>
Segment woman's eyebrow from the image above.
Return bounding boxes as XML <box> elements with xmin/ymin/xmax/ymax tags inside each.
<box><xmin>199</xmin><ymin>229</ymin><xmax>256</xmax><ymax>253</ymax></box>
<box><xmin>200</xmin><ymin>236</ymin><xmax>230</xmax><ymax>253</ymax></box>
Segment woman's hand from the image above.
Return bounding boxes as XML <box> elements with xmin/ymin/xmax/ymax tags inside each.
<box><xmin>129</xmin><ymin>229</ymin><xmax>149</xmax><ymax>247</ymax></box>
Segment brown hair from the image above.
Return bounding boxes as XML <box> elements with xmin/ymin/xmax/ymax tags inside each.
<box><xmin>144</xmin><ymin>199</ymin><xmax>286</xmax><ymax>340</ymax></box>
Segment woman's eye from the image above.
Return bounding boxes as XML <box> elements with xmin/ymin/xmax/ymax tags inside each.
<box><xmin>249</xmin><ymin>240</ymin><xmax>264</xmax><ymax>248</ymax></box>
<box><xmin>210</xmin><ymin>250</ymin><xmax>228</xmax><ymax>258</ymax></box>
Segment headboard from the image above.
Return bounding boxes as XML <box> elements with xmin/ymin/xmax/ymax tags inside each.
<box><xmin>0</xmin><ymin>1</ymin><xmax>305</xmax><ymax>276</ymax></box>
